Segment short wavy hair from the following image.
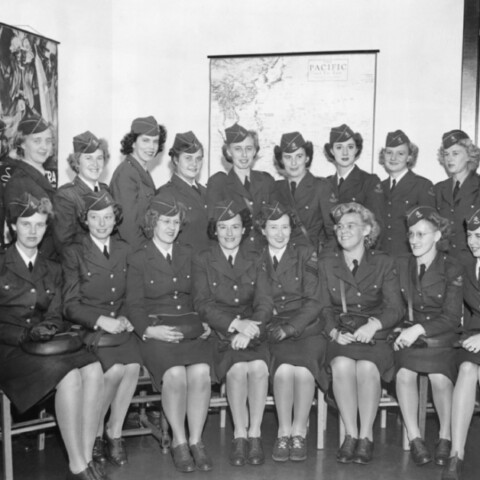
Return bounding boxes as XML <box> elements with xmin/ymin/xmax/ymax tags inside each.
<box><xmin>169</xmin><ymin>144</ymin><xmax>204</xmax><ymax>171</ymax></box>
<box><xmin>331</xmin><ymin>202</ymin><xmax>380</xmax><ymax>248</ymax></box>
<box><xmin>408</xmin><ymin>211</ymin><xmax>452</xmax><ymax>253</ymax></box>
<box><xmin>221</xmin><ymin>130</ymin><xmax>260</xmax><ymax>164</ymax></box>
<box><xmin>273</xmin><ymin>141</ymin><xmax>314</xmax><ymax>170</ymax></box>
<box><xmin>14</xmin><ymin>125</ymin><xmax>55</xmax><ymax>159</ymax></box>
<box><xmin>254</xmin><ymin>208</ymin><xmax>295</xmax><ymax>232</ymax></box>
<box><xmin>207</xmin><ymin>208</ymin><xmax>252</xmax><ymax>242</ymax></box>
<box><xmin>67</xmin><ymin>138</ymin><xmax>110</xmax><ymax>173</ymax></box>
<box><xmin>378</xmin><ymin>141</ymin><xmax>419</xmax><ymax>169</ymax></box>
<box><xmin>142</xmin><ymin>204</ymin><xmax>187</xmax><ymax>240</ymax></box>
<box><xmin>324</xmin><ymin>132</ymin><xmax>363</xmax><ymax>163</ymax></box>
<box><xmin>120</xmin><ymin>124</ymin><xmax>167</xmax><ymax>156</ymax></box>
<box><xmin>79</xmin><ymin>203</ymin><xmax>123</xmax><ymax>235</ymax></box>
<box><xmin>7</xmin><ymin>197</ymin><xmax>53</xmax><ymax>227</ymax></box>
<box><xmin>437</xmin><ymin>138</ymin><xmax>480</xmax><ymax>173</ymax></box>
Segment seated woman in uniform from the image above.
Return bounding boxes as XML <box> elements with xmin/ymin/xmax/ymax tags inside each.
<box><xmin>193</xmin><ymin>200</ymin><xmax>273</xmax><ymax>467</ymax></box>
<box><xmin>318</xmin><ymin>202</ymin><xmax>403</xmax><ymax>465</ymax></box>
<box><xmin>207</xmin><ymin>123</ymin><xmax>275</xmax><ymax>252</ymax></box>
<box><xmin>394</xmin><ymin>206</ymin><xmax>462</xmax><ymax>468</ymax></box>
<box><xmin>62</xmin><ymin>191</ymin><xmax>142</xmax><ymax>470</ymax></box>
<box><xmin>156</xmin><ymin>131</ymin><xmax>210</xmax><ymax>251</ymax></box>
<box><xmin>256</xmin><ymin>202</ymin><xmax>325</xmax><ymax>462</ymax></box>
<box><xmin>53</xmin><ymin>131</ymin><xmax>110</xmax><ymax>254</ymax></box>
<box><xmin>127</xmin><ymin>192</ymin><xmax>213</xmax><ymax>473</ymax></box>
<box><xmin>0</xmin><ymin>193</ymin><xmax>104</xmax><ymax>480</ymax></box>
<box><xmin>441</xmin><ymin>209</ymin><xmax>480</xmax><ymax>479</ymax></box>
<box><xmin>378</xmin><ymin>130</ymin><xmax>435</xmax><ymax>255</ymax></box>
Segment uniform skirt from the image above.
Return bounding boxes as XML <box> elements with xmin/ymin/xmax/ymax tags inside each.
<box><xmin>94</xmin><ymin>333</ymin><xmax>143</xmax><ymax>372</ymax></box>
<box><xmin>0</xmin><ymin>344</ymin><xmax>98</xmax><ymax>413</ymax></box>
<box><xmin>326</xmin><ymin>340</ymin><xmax>395</xmax><ymax>382</ymax></box>
<box><xmin>394</xmin><ymin>346</ymin><xmax>457</xmax><ymax>382</ymax></box>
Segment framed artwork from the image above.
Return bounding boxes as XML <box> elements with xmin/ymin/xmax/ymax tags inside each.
<box><xmin>0</xmin><ymin>22</ymin><xmax>59</xmax><ymax>187</ymax></box>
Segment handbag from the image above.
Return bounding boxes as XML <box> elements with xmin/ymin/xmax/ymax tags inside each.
<box><xmin>21</xmin><ymin>331</ymin><xmax>83</xmax><ymax>356</ymax></box>
<box><xmin>148</xmin><ymin>312</ymin><xmax>204</xmax><ymax>340</ymax></box>
<box><xmin>82</xmin><ymin>330</ymin><xmax>131</xmax><ymax>351</ymax></box>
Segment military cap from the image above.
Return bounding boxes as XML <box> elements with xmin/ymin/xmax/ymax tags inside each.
<box><xmin>73</xmin><ymin>131</ymin><xmax>100</xmax><ymax>154</ymax></box>
<box><xmin>131</xmin><ymin>116</ymin><xmax>159</xmax><ymax>136</ymax></box>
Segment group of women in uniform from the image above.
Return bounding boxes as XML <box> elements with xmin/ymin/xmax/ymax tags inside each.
<box><xmin>0</xmin><ymin>112</ymin><xmax>480</xmax><ymax>480</ymax></box>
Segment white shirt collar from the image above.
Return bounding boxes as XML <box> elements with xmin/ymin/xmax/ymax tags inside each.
<box><xmin>476</xmin><ymin>259</ymin><xmax>480</xmax><ymax>279</ymax></box>
<box><xmin>390</xmin><ymin>169</ymin><xmax>409</xmax><ymax>185</ymax></box>
<box><xmin>153</xmin><ymin>238</ymin><xmax>173</xmax><ymax>259</ymax></box>
<box><xmin>175</xmin><ymin>173</ymin><xmax>198</xmax><ymax>187</ymax></box>
<box><xmin>220</xmin><ymin>246</ymin><xmax>239</xmax><ymax>263</ymax></box>
<box><xmin>269</xmin><ymin>245</ymin><xmax>287</xmax><ymax>262</ymax></box>
<box><xmin>15</xmin><ymin>243</ymin><xmax>38</xmax><ymax>268</ymax></box>
<box><xmin>78</xmin><ymin>175</ymin><xmax>100</xmax><ymax>191</ymax></box>
<box><xmin>338</xmin><ymin>165</ymin><xmax>355</xmax><ymax>181</ymax></box>
<box><xmin>90</xmin><ymin>234</ymin><xmax>110</xmax><ymax>254</ymax></box>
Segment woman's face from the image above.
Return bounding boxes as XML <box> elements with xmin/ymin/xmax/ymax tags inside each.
<box><xmin>282</xmin><ymin>147</ymin><xmax>308</xmax><ymax>181</ymax></box>
<box><xmin>331</xmin><ymin>137</ymin><xmax>357</xmax><ymax>169</ymax></box>
<box><xmin>175</xmin><ymin>149</ymin><xmax>203</xmax><ymax>182</ymax></box>
<box><xmin>86</xmin><ymin>206</ymin><xmax>115</xmax><ymax>241</ymax></box>
<box><xmin>154</xmin><ymin>213</ymin><xmax>181</xmax><ymax>245</ymax></box>
<box><xmin>408</xmin><ymin>219</ymin><xmax>440</xmax><ymax>258</ymax></box>
<box><xmin>262</xmin><ymin>214</ymin><xmax>291</xmax><ymax>250</ymax></box>
<box><xmin>78</xmin><ymin>148</ymin><xmax>105</xmax><ymax>183</ymax></box>
<box><xmin>216</xmin><ymin>214</ymin><xmax>244</xmax><ymax>251</ymax></box>
<box><xmin>227</xmin><ymin>136</ymin><xmax>256</xmax><ymax>170</ymax></box>
<box><xmin>334</xmin><ymin>212</ymin><xmax>370</xmax><ymax>251</ymax></box>
<box><xmin>22</xmin><ymin>129</ymin><xmax>53</xmax><ymax>166</ymax></box>
<box><xmin>467</xmin><ymin>226</ymin><xmax>480</xmax><ymax>258</ymax></box>
<box><xmin>443</xmin><ymin>144</ymin><xmax>469</xmax><ymax>176</ymax></box>
<box><xmin>384</xmin><ymin>144</ymin><xmax>410</xmax><ymax>174</ymax></box>
<box><xmin>132</xmin><ymin>134</ymin><xmax>160</xmax><ymax>165</ymax></box>
<box><xmin>13</xmin><ymin>212</ymin><xmax>48</xmax><ymax>250</ymax></box>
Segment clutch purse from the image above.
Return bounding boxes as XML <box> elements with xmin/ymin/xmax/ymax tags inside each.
<box><xmin>338</xmin><ymin>312</ymin><xmax>370</xmax><ymax>334</ymax></box>
<box><xmin>82</xmin><ymin>330</ymin><xmax>131</xmax><ymax>351</ymax></box>
<box><xmin>148</xmin><ymin>312</ymin><xmax>204</xmax><ymax>340</ymax></box>
<box><xmin>21</xmin><ymin>331</ymin><xmax>83</xmax><ymax>356</ymax></box>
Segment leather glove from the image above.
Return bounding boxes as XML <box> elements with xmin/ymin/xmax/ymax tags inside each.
<box><xmin>27</xmin><ymin>322</ymin><xmax>58</xmax><ymax>342</ymax></box>
<box><xmin>268</xmin><ymin>323</ymin><xmax>296</xmax><ymax>343</ymax></box>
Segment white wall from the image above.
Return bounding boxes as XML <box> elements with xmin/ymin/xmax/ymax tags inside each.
<box><xmin>3</xmin><ymin>0</ymin><xmax>465</xmax><ymax>187</ymax></box>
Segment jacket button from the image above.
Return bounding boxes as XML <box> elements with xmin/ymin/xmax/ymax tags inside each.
<box><xmin>110</xmin><ymin>301</ymin><xmax>114</xmax><ymax>305</ymax></box>
<box><xmin>234</xmin><ymin>298</ymin><xmax>239</xmax><ymax>303</ymax></box>
<box><xmin>110</xmin><ymin>312</ymin><xmax>115</xmax><ymax>317</ymax></box>
<box><xmin>281</xmin><ymin>296</ymin><xmax>286</xmax><ymax>300</ymax></box>
<box><xmin>177</xmin><ymin>305</ymin><xmax>182</xmax><ymax>310</ymax></box>
<box><xmin>150</xmin><ymin>280</ymin><xmax>154</xmax><ymax>284</ymax></box>
<box><xmin>357</xmin><ymin>292</ymin><xmax>361</xmax><ymax>296</ymax></box>
<box><xmin>26</xmin><ymin>318</ymin><xmax>31</xmax><ymax>323</ymax></box>
<box><xmin>30</xmin><ymin>306</ymin><xmax>34</xmax><ymax>310</ymax></box>
<box><xmin>30</xmin><ymin>288</ymin><xmax>36</xmax><ymax>293</ymax></box>
<box><xmin>110</xmin><ymin>274</ymin><xmax>114</xmax><ymax>279</ymax></box>
<box><xmin>173</xmin><ymin>277</ymin><xmax>178</xmax><ymax>282</ymax></box>
<box><xmin>357</xmin><ymin>304</ymin><xmax>361</xmax><ymax>309</ymax></box>
<box><xmin>233</xmin><ymin>285</ymin><xmax>238</xmax><ymax>290</ymax></box>
<box><xmin>111</xmin><ymin>287</ymin><xmax>116</xmax><ymax>292</ymax></box>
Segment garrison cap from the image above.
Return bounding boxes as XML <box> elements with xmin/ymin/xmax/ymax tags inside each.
<box><xmin>131</xmin><ymin>116</ymin><xmax>160</xmax><ymax>136</ymax></box>
<box><xmin>279</xmin><ymin>132</ymin><xmax>306</xmax><ymax>153</ymax></box>
<box><xmin>386</xmin><ymin>130</ymin><xmax>410</xmax><ymax>147</ymax></box>
<box><xmin>171</xmin><ymin>131</ymin><xmax>202</xmax><ymax>154</ymax></box>
<box><xmin>149</xmin><ymin>192</ymin><xmax>181</xmax><ymax>217</ymax></box>
<box><xmin>329</xmin><ymin>124</ymin><xmax>355</xmax><ymax>144</ymax></box>
<box><xmin>73</xmin><ymin>131</ymin><xmax>100</xmax><ymax>154</ymax></box>
<box><xmin>224</xmin><ymin>123</ymin><xmax>249</xmax><ymax>144</ymax></box>
<box><xmin>18</xmin><ymin>113</ymin><xmax>49</xmax><ymax>135</ymax></box>
<box><xmin>442</xmin><ymin>130</ymin><xmax>470</xmax><ymax>149</ymax></box>
<box><xmin>211</xmin><ymin>199</ymin><xmax>243</xmax><ymax>223</ymax></box>
<box><xmin>83</xmin><ymin>191</ymin><xmax>115</xmax><ymax>212</ymax></box>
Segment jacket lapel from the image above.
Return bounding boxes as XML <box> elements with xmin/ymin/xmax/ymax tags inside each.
<box><xmin>127</xmin><ymin>155</ymin><xmax>155</xmax><ymax>190</ymax></box>
<box><xmin>227</xmin><ymin>169</ymin><xmax>252</xmax><ymax>201</ymax></box>
<box><xmin>5</xmin><ymin>247</ymin><xmax>35</xmax><ymax>284</ymax></box>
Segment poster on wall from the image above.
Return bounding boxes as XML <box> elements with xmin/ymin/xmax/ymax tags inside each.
<box><xmin>0</xmin><ymin>22</ymin><xmax>59</xmax><ymax>188</ymax></box>
<box><xmin>209</xmin><ymin>51</ymin><xmax>378</xmax><ymax>178</ymax></box>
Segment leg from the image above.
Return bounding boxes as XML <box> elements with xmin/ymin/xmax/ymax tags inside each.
<box><xmin>356</xmin><ymin>360</ymin><xmax>381</xmax><ymax>440</ymax></box>
<box><xmin>161</xmin><ymin>366</ymin><xmax>187</xmax><ymax>447</ymax></box>
<box><xmin>396</xmin><ymin>368</ymin><xmax>421</xmax><ymax>441</ymax></box>
<box><xmin>291</xmin><ymin>367</ymin><xmax>315</xmax><ymax>437</ymax></box>
<box><xmin>273</xmin><ymin>364</ymin><xmax>295</xmax><ymax>437</ymax></box>
<box><xmin>429</xmin><ymin>373</ymin><xmax>453</xmax><ymax>440</ymax></box>
<box><xmin>226</xmin><ymin>362</ymin><xmax>249</xmax><ymax>438</ymax></box>
<box><xmin>98</xmin><ymin>364</ymin><xmax>124</xmax><ymax>437</ymax></box>
<box><xmin>246</xmin><ymin>360</ymin><xmax>268</xmax><ymax>438</ymax></box>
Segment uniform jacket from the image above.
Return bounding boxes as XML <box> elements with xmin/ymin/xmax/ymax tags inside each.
<box><xmin>157</xmin><ymin>174</ymin><xmax>211</xmax><ymax>252</ymax></box>
<box><xmin>380</xmin><ymin>170</ymin><xmax>435</xmax><ymax>255</ymax></box>
<box><xmin>110</xmin><ymin>155</ymin><xmax>156</xmax><ymax>250</ymax></box>
<box><xmin>261</xmin><ymin>244</ymin><xmax>322</xmax><ymax>338</ymax></box>
<box><xmin>273</xmin><ymin>171</ymin><xmax>337</xmax><ymax>251</ymax></box>
<box><xmin>461</xmin><ymin>254</ymin><xmax>480</xmax><ymax>332</ymax></box>
<box><xmin>127</xmin><ymin>241</ymin><xmax>194</xmax><ymax>336</ymax></box>
<box><xmin>62</xmin><ymin>235</ymin><xmax>130</xmax><ymax>329</ymax></box>
<box><xmin>0</xmin><ymin>246</ymin><xmax>64</xmax><ymax>346</ymax></box>
<box><xmin>53</xmin><ymin>176</ymin><xmax>109</xmax><ymax>254</ymax></box>
<box><xmin>395</xmin><ymin>253</ymin><xmax>463</xmax><ymax>337</ymax></box>
<box><xmin>207</xmin><ymin>169</ymin><xmax>275</xmax><ymax>251</ymax></box>
<box><xmin>192</xmin><ymin>244</ymin><xmax>273</xmax><ymax>337</ymax></box>
<box><xmin>434</xmin><ymin>172</ymin><xmax>480</xmax><ymax>258</ymax></box>
<box><xmin>318</xmin><ymin>248</ymin><xmax>404</xmax><ymax>335</ymax></box>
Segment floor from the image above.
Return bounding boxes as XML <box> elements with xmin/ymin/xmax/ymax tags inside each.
<box><xmin>5</xmin><ymin>406</ymin><xmax>480</xmax><ymax>480</ymax></box>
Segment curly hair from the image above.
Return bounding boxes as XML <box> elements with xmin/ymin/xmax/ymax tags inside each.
<box><xmin>378</xmin><ymin>141</ymin><xmax>419</xmax><ymax>169</ymax></box>
<box><xmin>142</xmin><ymin>204</ymin><xmax>187</xmax><ymax>240</ymax></box>
<box><xmin>79</xmin><ymin>203</ymin><xmax>123</xmax><ymax>235</ymax></box>
<box><xmin>323</xmin><ymin>132</ymin><xmax>363</xmax><ymax>163</ymax></box>
<box><xmin>408</xmin><ymin>212</ymin><xmax>452</xmax><ymax>253</ymax></box>
<box><xmin>273</xmin><ymin>141</ymin><xmax>314</xmax><ymax>170</ymax></box>
<box><xmin>7</xmin><ymin>197</ymin><xmax>53</xmax><ymax>227</ymax></box>
<box><xmin>14</xmin><ymin>125</ymin><xmax>55</xmax><ymax>159</ymax></box>
<box><xmin>221</xmin><ymin>130</ymin><xmax>260</xmax><ymax>164</ymax></box>
<box><xmin>120</xmin><ymin>124</ymin><xmax>167</xmax><ymax>155</ymax></box>
<box><xmin>67</xmin><ymin>138</ymin><xmax>110</xmax><ymax>173</ymax></box>
<box><xmin>437</xmin><ymin>138</ymin><xmax>480</xmax><ymax>173</ymax></box>
<box><xmin>207</xmin><ymin>208</ymin><xmax>252</xmax><ymax>241</ymax></box>
<box><xmin>331</xmin><ymin>202</ymin><xmax>380</xmax><ymax>248</ymax></box>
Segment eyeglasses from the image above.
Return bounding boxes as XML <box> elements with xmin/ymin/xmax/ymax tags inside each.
<box><xmin>334</xmin><ymin>223</ymin><xmax>364</xmax><ymax>232</ymax></box>
<box><xmin>407</xmin><ymin>230</ymin><xmax>435</xmax><ymax>240</ymax></box>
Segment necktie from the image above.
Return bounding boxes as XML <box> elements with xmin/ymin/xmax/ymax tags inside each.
<box><xmin>28</xmin><ymin>261</ymin><xmax>33</xmax><ymax>273</ymax></box>
<box><xmin>273</xmin><ymin>256</ymin><xmax>279</xmax><ymax>270</ymax></box>
<box><xmin>94</xmin><ymin>186</ymin><xmax>99</xmax><ymax>192</ymax></box>
<box><xmin>244</xmin><ymin>177</ymin><xmax>250</xmax><ymax>192</ymax></box>
<box><xmin>390</xmin><ymin>179</ymin><xmax>396</xmax><ymax>192</ymax></box>
<box><xmin>477</xmin><ymin>265</ymin><xmax>480</xmax><ymax>286</ymax></box>
<box><xmin>166</xmin><ymin>253</ymin><xmax>172</xmax><ymax>265</ymax></box>
<box><xmin>228</xmin><ymin>255</ymin><xmax>234</xmax><ymax>268</ymax></box>
<box><xmin>290</xmin><ymin>181</ymin><xmax>297</xmax><ymax>197</ymax></box>
<box><xmin>103</xmin><ymin>245</ymin><xmax>109</xmax><ymax>259</ymax></box>
<box><xmin>338</xmin><ymin>177</ymin><xmax>344</xmax><ymax>189</ymax></box>
<box><xmin>419</xmin><ymin>264</ymin><xmax>426</xmax><ymax>282</ymax></box>
<box><xmin>453</xmin><ymin>180</ymin><xmax>460</xmax><ymax>201</ymax></box>
<box><xmin>351</xmin><ymin>259</ymin><xmax>359</xmax><ymax>277</ymax></box>
<box><xmin>192</xmin><ymin>184</ymin><xmax>201</xmax><ymax>195</ymax></box>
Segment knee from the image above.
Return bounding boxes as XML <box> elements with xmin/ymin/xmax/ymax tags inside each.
<box><xmin>105</xmin><ymin>363</ymin><xmax>125</xmax><ymax>379</ymax></box>
<box><xmin>57</xmin><ymin>368</ymin><xmax>82</xmax><ymax>392</ymax></box>
<box><xmin>430</xmin><ymin>374</ymin><xmax>453</xmax><ymax>391</ymax></box>
<box><xmin>188</xmin><ymin>364</ymin><xmax>211</xmax><ymax>386</ymax></box>
<box><xmin>458</xmin><ymin>361</ymin><xmax>478</xmax><ymax>377</ymax></box>
<box><xmin>274</xmin><ymin>364</ymin><xmax>293</xmax><ymax>384</ymax></box>
<box><xmin>396</xmin><ymin>368</ymin><xmax>417</xmax><ymax>388</ymax></box>
<box><xmin>81</xmin><ymin>361</ymin><xmax>104</xmax><ymax>385</ymax></box>
<box><xmin>227</xmin><ymin>362</ymin><xmax>248</xmax><ymax>383</ymax></box>
<box><xmin>357</xmin><ymin>361</ymin><xmax>380</xmax><ymax>379</ymax></box>
<box><xmin>247</xmin><ymin>360</ymin><xmax>268</xmax><ymax>381</ymax></box>
<box><xmin>331</xmin><ymin>357</ymin><xmax>353</xmax><ymax>379</ymax></box>
<box><xmin>163</xmin><ymin>367</ymin><xmax>187</xmax><ymax>391</ymax></box>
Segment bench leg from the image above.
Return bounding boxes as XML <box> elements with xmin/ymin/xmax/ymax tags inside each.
<box><xmin>1</xmin><ymin>394</ymin><xmax>14</xmax><ymax>480</ymax></box>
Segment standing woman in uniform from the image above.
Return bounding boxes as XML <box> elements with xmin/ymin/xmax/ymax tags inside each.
<box><xmin>110</xmin><ymin>116</ymin><xmax>167</xmax><ymax>250</ymax></box>
<box><xmin>273</xmin><ymin>132</ymin><xmax>337</xmax><ymax>252</ymax></box>
<box><xmin>0</xmin><ymin>194</ymin><xmax>104</xmax><ymax>480</ymax></box>
<box><xmin>379</xmin><ymin>130</ymin><xmax>435</xmax><ymax>255</ymax></box>
<box><xmin>207</xmin><ymin>123</ymin><xmax>275</xmax><ymax>252</ymax></box>
<box><xmin>53</xmin><ymin>131</ymin><xmax>110</xmax><ymax>254</ymax></box>
<box><xmin>318</xmin><ymin>202</ymin><xmax>403</xmax><ymax>465</ymax></box>
<box><xmin>4</xmin><ymin>114</ymin><xmax>57</xmax><ymax>258</ymax></box>
<box><xmin>394</xmin><ymin>207</ymin><xmax>462</xmax><ymax>467</ymax></box>
<box><xmin>62</xmin><ymin>191</ymin><xmax>142</xmax><ymax>470</ymax></box>
<box><xmin>127</xmin><ymin>192</ymin><xmax>213</xmax><ymax>473</ymax></box>
<box><xmin>434</xmin><ymin>130</ymin><xmax>480</xmax><ymax>260</ymax></box>
<box><xmin>193</xmin><ymin>200</ymin><xmax>273</xmax><ymax>467</ymax></box>
<box><xmin>157</xmin><ymin>131</ymin><xmax>210</xmax><ymax>251</ymax></box>
<box><xmin>324</xmin><ymin>124</ymin><xmax>384</xmax><ymax>241</ymax></box>
<box><xmin>256</xmin><ymin>202</ymin><xmax>325</xmax><ymax>463</ymax></box>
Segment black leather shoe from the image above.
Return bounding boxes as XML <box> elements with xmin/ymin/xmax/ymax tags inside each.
<box><xmin>290</xmin><ymin>435</ymin><xmax>307</xmax><ymax>462</ymax></box>
<box><xmin>66</xmin><ymin>467</ymin><xmax>95</xmax><ymax>480</ymax></box>
<box><xmin>88</xmin><ymin>461</ymin><xmax>109</xmax><ymax>480</ymax></box>
<box><xmin>353</xmin><ymin>437</ymin><xmax>374</xmax><ymax>464</ymax></box>
<box><xmin>247</xmin><ymin>437</ymin><xmax>265</xmax><ymax>465</ymax></box>
<box><xmin>229</xmin><ymin>437</ymin><xmax>248</xmax><ymax>466</ymax></box>
<box><xmin>171</xmin><ymin>443</ymin><xmax>195</xmax><ymax>473</ymax></box>
<box><xmin>190</xmin><ymin>442</ymin><xmax>213</xmax><ymax>471</ymax></box>
<box><xmin>337</xmin><ymin>435</ymin><xmax>358</xmax><ymax>463</ymax></box>
<box><xmin>442</xmin><ymin>455</ymin><xmax>463</xmax><ymax>480</ymax></box>
<box><xmin>435</xmin><ymin>438</ymin><xmax>452</xmax><ymax>466</ymax></box>
<box><xmin>92</xmin><ymin>437</ymin><xmax>106</xmax><ymax>464</ymax></box>
<box><xmin>105</xmin><ymin>432</ymin><xmax>127</xmax><ymax>466</ymax></box>
<box><xmin>410</xmin><ymin>437</ymin><xmax>432</xmax><ymax>466</ymax></box>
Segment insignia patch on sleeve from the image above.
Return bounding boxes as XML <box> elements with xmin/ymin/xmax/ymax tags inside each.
<box><xmin>428</xmin><ymin>187</ymin><xmax>435</xmax><ymax>196</ymax></box>
<box><xmin>330</xmin><ymin>193</ymin><xmax>338</xmax><ymax>203</ymax></box>
<box><xmin>452</xmin><ymin>275</ymin><xmax>463</xmax><ymax>287</ymax></box>
<box><xmin>374</xmin><ymin>183</ymin><xmax>383</xmax><ymax>194</ymax></box>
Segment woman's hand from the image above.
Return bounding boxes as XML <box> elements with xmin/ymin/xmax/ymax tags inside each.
<box><xmin>231</xmin><ymin>317</ymin><xmax>261</xmax><ymax>339</ymax></box>
<box><xmin>462</xmin><ymin>333</ymin><xmax>480</xmax><ymax>353</ymax></box>
<box><xmin>393</xmin><ymin>324</ymin><xmax>424</xmax><ymax>351</ymax></box>
<box><xmin>230</xmin><ymin>332</ymin><xmax>251</xmax><ymax>350</ymax></box>
<box><xmin>96</xmin><ymin>315</ymin><xmax>128</xmax><ymax>334</ymax></box>
<box><xmin>334</xmin><ymin>330</ymin><xmax>356</xmax><ymax>345</ymax></box>
<box><xmin>117</xmin><ymin>315</ymin><xmax>134</xmax><ymax>332</ymax></box>
<box><xmin>144</xmin><ymin>325</ymin><xmax>184</xmax><ymax>343</ymax></box>
<box><xmin>199</xmin><ymin>322</ymin><xmax>211</xmax><ymax>340</ymax></box>
<box><xmin>354</xmin><ymin>317</ymin><xmax>381</xmax><ymax>344</ymax></box>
